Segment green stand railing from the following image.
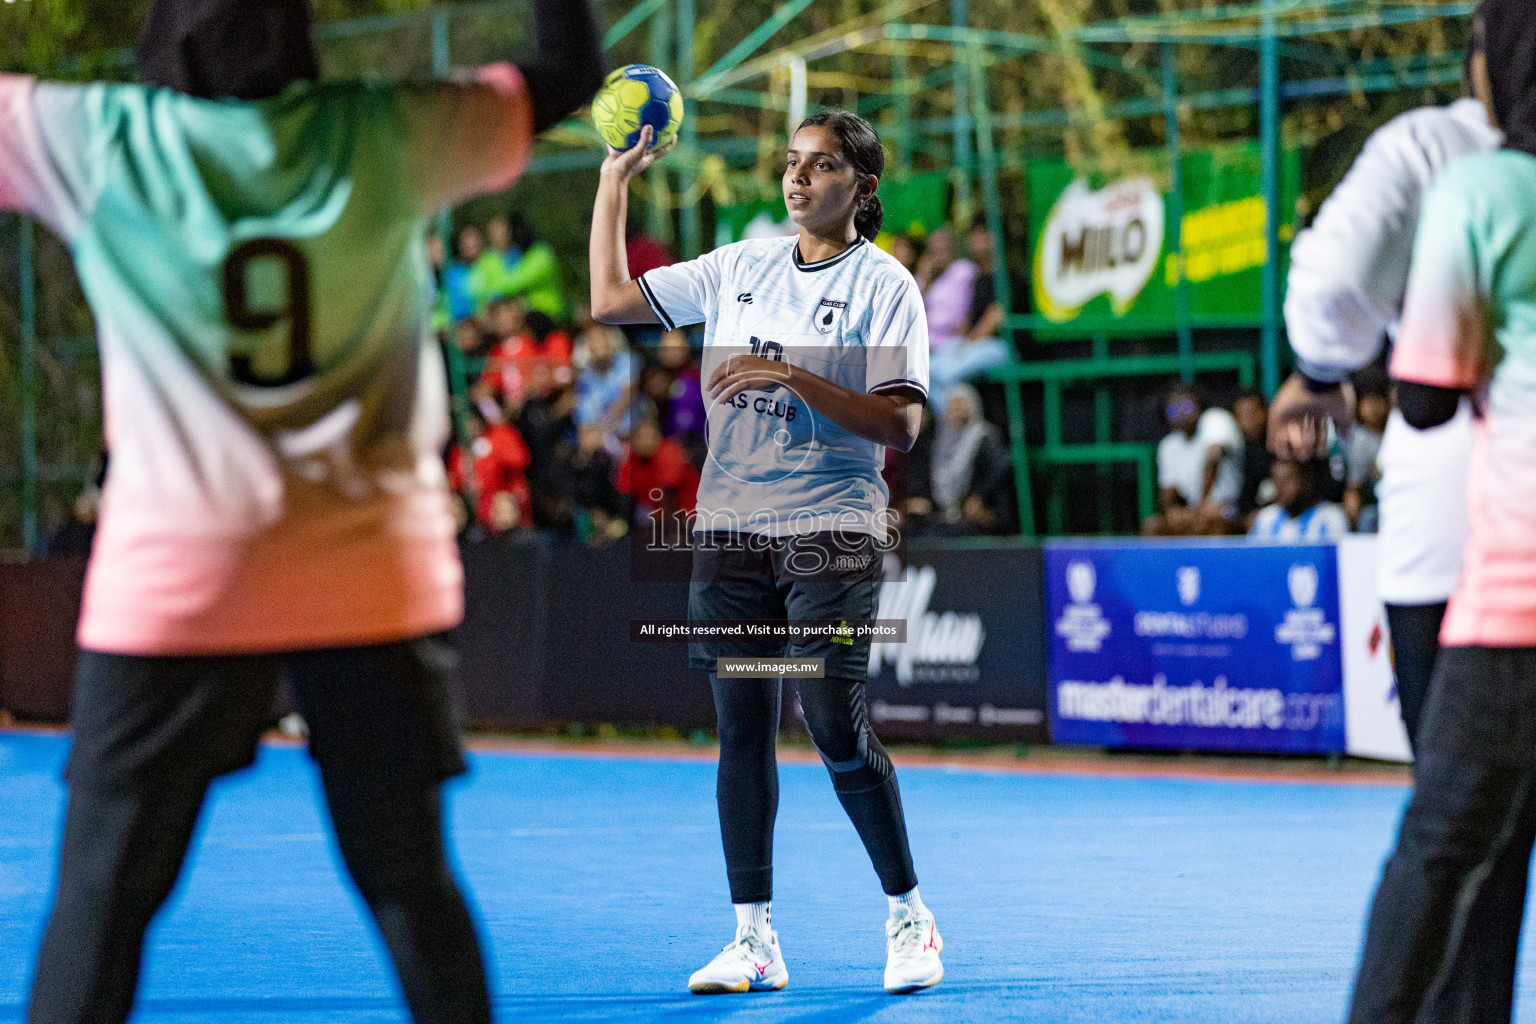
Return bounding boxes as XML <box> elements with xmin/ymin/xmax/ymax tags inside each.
<box><xmin>990</xmin><ymin>348</ymin><xmax>1257</xmax><ymax>538</ymax></box>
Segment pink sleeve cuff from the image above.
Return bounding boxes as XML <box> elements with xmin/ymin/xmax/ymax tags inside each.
<box><xmin>1390</xmin><ymin>344</ymin><xmax>1480</xmax><ymax>390</ymax></box>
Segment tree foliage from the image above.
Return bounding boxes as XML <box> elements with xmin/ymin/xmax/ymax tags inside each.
<box><xmin>0</xmin><ymin>0</ymin><xmax>1473</xmax><ymax>548</ymax></box>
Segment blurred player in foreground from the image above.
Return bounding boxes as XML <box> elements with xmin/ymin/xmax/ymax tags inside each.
<box><xmin>0</xmin><ymin>1</ymin><xmax>603</xmax><ymax>1020</ymax></box>
<box><xmin>1267</xmin><ymin>7</ymin><xmax>1515</xmax><ymax>1016</ymax></box>
<box><xmin>1346</xmin><ymin>3</ymin><xmax>1536</xmax><ymax>1021</ymax></box>
<box><xmin>1275</xmin><ymin>16</ymin><xmax>1495</xmax><ymax>749</ymax></box>
<box><xmin>589</xmin><ymin>112</ymin><xmax>942</xmax><ymax>995</ymax></box>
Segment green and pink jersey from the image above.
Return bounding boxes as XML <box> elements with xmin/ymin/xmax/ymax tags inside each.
<box><xmin>1393</xmin><ymin>149</ymin><xmax>1536</xmax><ymax>647</ymax></box>
<box><xmin>0</xmin><ymin>66</ymin><xmax>532</xmax><ymax>655</ymax></box>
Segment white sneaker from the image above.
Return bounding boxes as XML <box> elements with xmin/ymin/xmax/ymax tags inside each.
<box><xmin>688</xmin><ymin>927</ymin><xmax>789</xmax><ymax>994</ymax></box>
<box><xmin>884</xmin><ymin>908</ymin><xmax>943</xmax><ymax>994</ymax></box>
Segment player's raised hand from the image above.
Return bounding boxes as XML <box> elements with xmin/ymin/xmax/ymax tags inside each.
<box><xmin>601</xmin><ymin>125</ymin><xmax>676</xmax><ymax>182</ymax></box>
<box><xmin>1268</xmin><ymin>372</ymin><xmax>1355</xmax><ymax>460</ymax></box>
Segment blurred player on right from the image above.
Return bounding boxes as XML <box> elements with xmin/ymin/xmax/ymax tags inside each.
<box><xmin>1268</xmin><ymin>8</ymin><xmax>1519</xmax><ymax>1019</ymax></box>
<box><xmin>1344</xmin><ymin>3</ymin><xmax>1536</xmax><ymax>1020</ymax></box>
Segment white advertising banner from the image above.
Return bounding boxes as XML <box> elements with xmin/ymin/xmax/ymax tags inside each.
<box><xmin>1337</xmin><ymin>536</ymin><xmax>1411</xmax><ymax>762</ymax></box>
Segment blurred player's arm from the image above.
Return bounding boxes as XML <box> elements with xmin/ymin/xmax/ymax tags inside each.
<box><xmin>1390</xmin><ymin>164</ymin><xmax>1486</xmax><ymax>431</ymax></box>
<box><xmin>407</xmin><ymin>0</ymin><xmax>603</xmax><ymax>209</ymax></box>
<box><xmin>1287</xmin><ymin>121</ymin><xmax>1429</xmax><ymax>378</ymax></box>
<box><xmin>1272</xmin><ymin>121</ymin><xmax>1424</xmax><ymax>457</ymax></box>
<box><xmin>591</xmin><ymin>126</ymin><xmax>676</xmax><ymax>324</ymax></box>
<box><xmin>0</xmin><ymin>76</ymin><xmax>96</xmax><ymax>239</ymax></box>
<box><xmin>518</xmin><ymin>0</ymin><xmax>605</xmax><ymax>133</ymax></box>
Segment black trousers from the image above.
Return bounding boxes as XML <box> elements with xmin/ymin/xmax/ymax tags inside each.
<box><xmin>1350</xmin><ymin>645</ymin><xmax>1536</xmax><ymax>1024</ymax></box>
<box><xmin>1386</xmin><ymin>602</ymin><xmax>1449</xmax><ymax>751</ymax></box>
<box><xmin>28</xmin><ymin>636</ymin><xmax>491</xmax><ymax>1024</ymax></box>
<box><xmin>711</xmin><ymin>673</ymin><xmax>918</xmax><ymax>905</ymax></box>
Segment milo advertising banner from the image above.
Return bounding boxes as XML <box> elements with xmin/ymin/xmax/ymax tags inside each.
<box><xmin>1028</xmin><ymin>143</ymin><xmax>1301</xmax><ymax>338</ymax></box>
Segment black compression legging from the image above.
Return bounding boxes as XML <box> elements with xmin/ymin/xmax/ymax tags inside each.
<box><xmin>28</xmin><ymin>777</ymin><xmax>489</xmax><ymax>1024</ymax></box>
<box><xmin>710</xmin><ymin>673</ymin><xmax>918</xmax><ymax>904</ymax></box>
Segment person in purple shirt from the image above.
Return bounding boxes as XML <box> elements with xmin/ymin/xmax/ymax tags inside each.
<box><xmin>918</xmin><ymin>223</ymin><xmax>1011</xmax><ymax>407</ymax></box>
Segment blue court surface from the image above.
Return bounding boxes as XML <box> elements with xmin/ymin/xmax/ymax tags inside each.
<box><xmin>0</xmin><ymin>732</ymin><xmax>1530</xmax><ymax>1024</ymax></box>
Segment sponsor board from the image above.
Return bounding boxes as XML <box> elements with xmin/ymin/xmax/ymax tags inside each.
<box><xmin>1027</xmin><ymin>143</ymin><xmax>1301</xmax><ymax>339</ymax></box>
<box><xmin>1033</xmin><ymin>176</ymin><xmax>1165</xmax><ymax>322</ymax></box>
<box><xmin>1046</xmin><ymin>540</ymin><xmax>1345</xmax><ymax>754</ymax></box>
<box><xmin>1337</xmin><ymin>536</ymin><xmax>1411</xmax><ymax>762</ymax></box>
<box><xmin>865</xmin><ymin>546</ymin><xmax>1050</xmax><ymax>744</ymax></box>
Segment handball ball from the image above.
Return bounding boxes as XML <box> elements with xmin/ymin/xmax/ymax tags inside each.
<box><xmin>592</xmin><ymin>64</ymin><xmax>684</xmax><ymax>151</ymax></box>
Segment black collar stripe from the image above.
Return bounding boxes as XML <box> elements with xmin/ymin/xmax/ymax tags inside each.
<box><xmin>792</xmin><ymin>235</ymin><xmax>865</xmax><ymax>273</ymax></box>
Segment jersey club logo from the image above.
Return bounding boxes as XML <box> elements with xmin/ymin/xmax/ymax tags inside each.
<box><xmin>814</xmin><ymin>298</ymin><xmax>848</xmax><ymax>335</ymax></box>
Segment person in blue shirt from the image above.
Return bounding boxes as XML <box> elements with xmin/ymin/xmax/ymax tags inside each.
<box><xmin>1248</xmin><ymin>459</ymin><xmax>1351</xmax><ymax>541</ymax></box>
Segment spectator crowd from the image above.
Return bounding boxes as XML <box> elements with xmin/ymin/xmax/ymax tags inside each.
<box><xmin>428</xmin><ymin>207</ymin><xmax>1382</xmax><ymax>549</ymax></box>
<box><xmin>431</xmin><ymin>210</ymin><xmax>1025</xmax><ymax>546</ymax></box>
<box><xmin>1142</xmin><ymin>375</ymin><xmax>1389</xmax><ymax>542</ymax></box>
<box><xmin>432</xmin><ymin>211</ymin><xmax>703</xmax><ymax>544</ymax></box>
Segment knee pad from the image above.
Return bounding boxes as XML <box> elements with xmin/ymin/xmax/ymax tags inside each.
<box><xmin>815</xmin><ymin>727</ymin><xmax>894</xmax><ymax>794</ymax></box>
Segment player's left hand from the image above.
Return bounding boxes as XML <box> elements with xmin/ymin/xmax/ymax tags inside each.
<box><xmin>1268</xmin><ymin>372</ymin><xmax>1355</xmax><ymax>460</ymax></box>
<box><xmin>707</xmin><ymin>353</ymin><xmax>794</xmax><ymax>404</ymax></box>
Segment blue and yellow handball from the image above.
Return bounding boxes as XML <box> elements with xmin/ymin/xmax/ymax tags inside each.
<box><xmin>592</xmin><ymin>64</ymin><xmax>684</xmax><ymax>151</ymax></box>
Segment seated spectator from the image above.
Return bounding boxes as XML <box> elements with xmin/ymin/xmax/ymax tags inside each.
<box><xmin>925</xmin><ymin>384</ymin><xmax>1013</xmax><ymax>535</ymax></box>
<box><xmin>625</xmin><ymin>215</ymin><xmax>674</xmax><ymax>279</ymax></box>
<box><xmin>1233</xmin><ymin>388</ymin><xmax>1276</xmax><ymax>525</ymax></box>
<box><xmin>474</xmin><ymin>298</ymin><xmax>525</xmax><ymax>402</ymax></box>
<box><xmin>654</xmin><ymin>329</ymin><xmax>706</xmax><ymax>445</ymax></box>
<box><xmin>1249</xmin><ymin>459</ymin><xmax>1351</xmax><ymax>541</ymax></box>
<box><xmin>486</xmin><ymin>214</ymin><xmax>523</xmax><ymax>273</ymax></box>
<box><xmin>441</xmin><ymin>225</ymin><xmax>481</xmax><ymax>323</ymax></box>
<box><xmin>618</xmin><ymin>417</ymin><xmax>699</xmax><ymax>527</ymax></box>
<box><xmin>571</xmin><ymin>423</ymin><xmax>627</xmax><ymax>543</ymax></box>
<box><xmin>481</xmin><ymin>309</ymin><xmax>573</xmax><ymax>403</ymax></box>
<box><xmin>575</xmin><ymin>324</ymin><xmax>638</xmax><ymax>439</ymax></box>
<box><xmin>889</xmin><ymin>231</ymin><xmax>923</xmax><ymax>276</ymax></box>
<box><xmin>928</xmin><ymin>218</ymin><xmax>1015</xmax><ymax>407</ymax></box>
<box><xmin>501</xmin><ymin>216</ymin><xmax>565</xmax><ymax>319</ymax></box>
<box><xmin>1344</xmin><ymin>386</ymin><xmax>1389</xmax><ymax>530</ymax></box>
<box><xmin>1143</xmin><ymin>385</ymin><xmax>1243</xmax><ymax>536</ymax></box>
<box><xmin>518</xmin><ymin>383</ymin><xmax>579</xmax><ymax>530</ymax></box>
<box><xmin>485</xmin><ymin>491</ymin><xmax>523</xmax><ymax>535</ymax></box>
<box><xmin>449</xmin><ymin>224</ymin><xmax>507</xmax><ymax>320</ymax></box>
<box><xmin>447</xmin><ymin>408</ymin><xmax>532</xmax><ymax>533</ymax></box>
<box><xmin>484</xmin><ymin>294</ymin><xmax>523</xmax><ymax>343</ymax></box>
<box><xmin>450</xmin><ymin>317</ymin><xmax>491</xmax><ymax>361</ymax></box>
<box><xmin>917</xmin><ymin>226</ymin><xmax>977</xmax><ymax>335</ymax></box>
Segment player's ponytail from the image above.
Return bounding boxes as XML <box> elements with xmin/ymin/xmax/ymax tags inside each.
<box><xmin>856</xmin><ymin>193</ymin><xmax>884</xmax><ymax>241</ymax></box>
<box><xmin>797</xmin><ymin>110</ymin><xmax>886</xmax><ymax>240</ymax></box>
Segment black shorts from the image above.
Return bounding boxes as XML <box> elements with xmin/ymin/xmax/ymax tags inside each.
<box><xmin>687</xmin><ymin>530</ymin><xmax>883</xmax><ymax>680</ymax></box>
<box><xmin>66</xmin><ymin>634</ymin><xmax>467</xmax><ymax>794</ymax></box>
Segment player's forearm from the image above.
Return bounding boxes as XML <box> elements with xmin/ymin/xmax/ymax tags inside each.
<box><xmin>785</xmin><ymin>365</ymin><xmax>920</xmax><ymax>452</ymax></box>
<box><xmin>589</xmin><ymin>174</ymin><xmax>634</xmax><ymax>323</ymax></box>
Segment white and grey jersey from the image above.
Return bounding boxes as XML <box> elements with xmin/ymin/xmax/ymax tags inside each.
<box><xmin>1284</xmin><ymin>98</ymin><xmax>1499</xmax><ymax>381</ymax></box>
<box><xmin>639</xmin><ymin>235</ymin><xmax>929</xmax><ymax>540</ymax></box>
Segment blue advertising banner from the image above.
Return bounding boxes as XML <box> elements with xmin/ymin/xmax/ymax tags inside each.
<box><xmin>1045</xmin><ymin>540</ymin><xmax>1345</xmax><ymax>754</ymax></box>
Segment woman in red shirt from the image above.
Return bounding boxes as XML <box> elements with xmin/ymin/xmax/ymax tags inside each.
<box><xmin>449</xmin><ymin>410</ymin><xmax>533</xmax><ymax>531</ymax></box>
